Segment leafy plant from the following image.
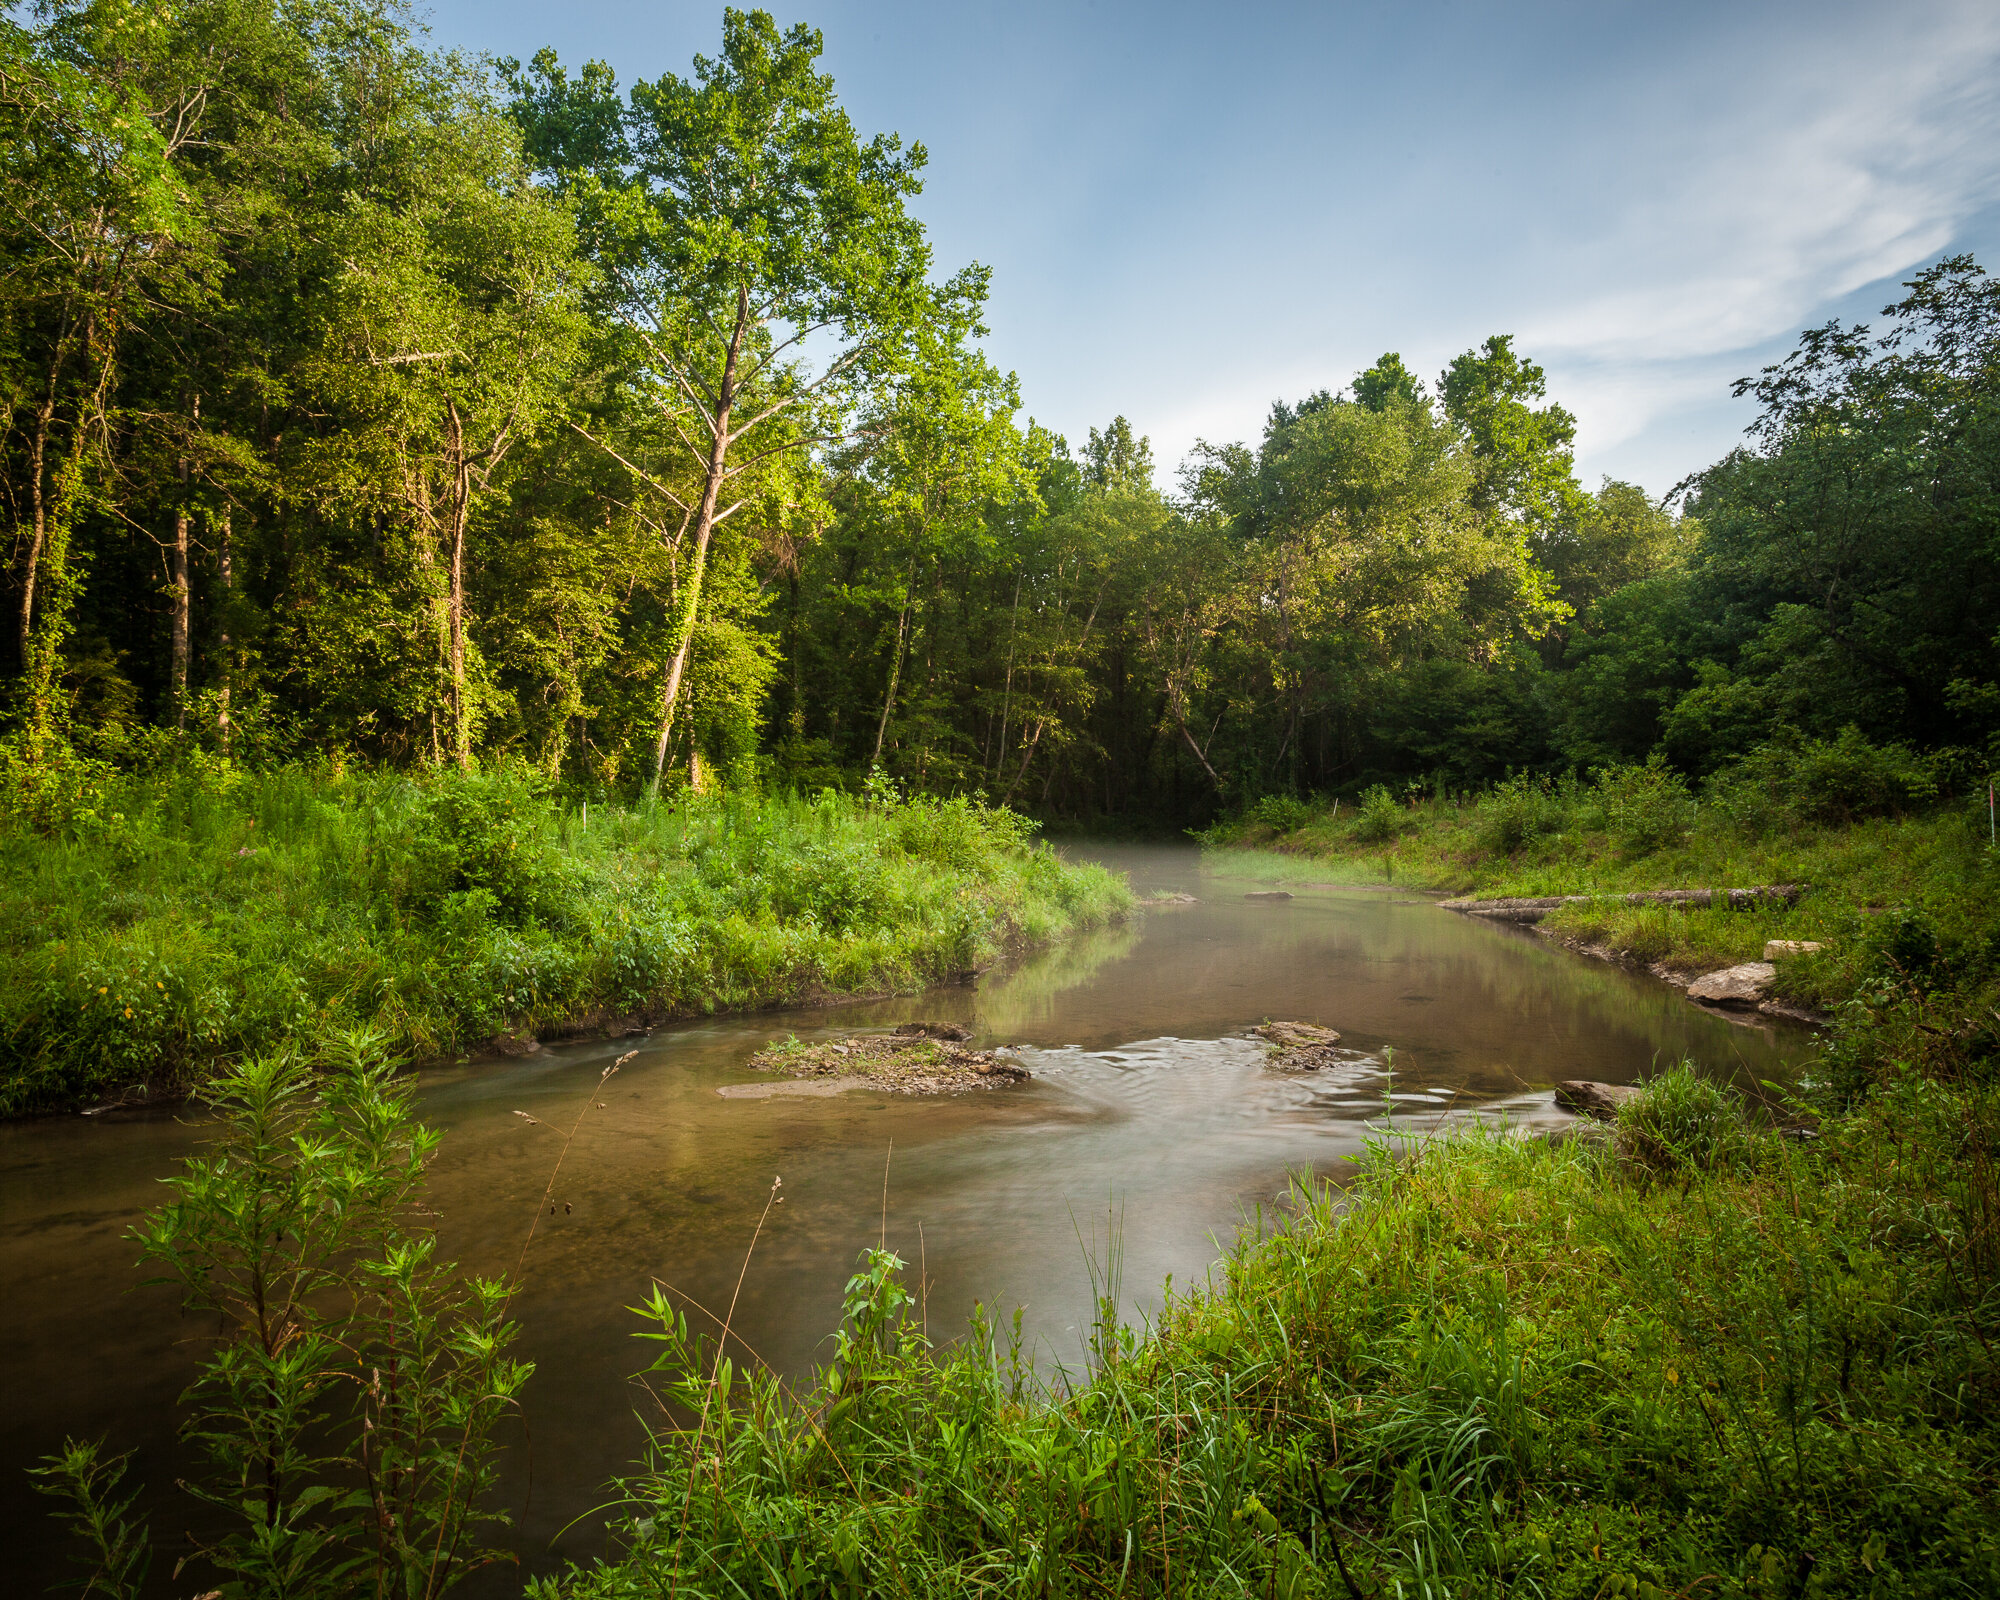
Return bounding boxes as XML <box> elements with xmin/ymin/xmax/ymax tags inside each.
<box><xmin>39</xmin><ymin>1029</ymin><xmax>531</xmax><ymax>1600</ymax></box>
<box><xmin>1599</xmin><ymin>759</ymin><xmax>1696</xmax><ymax>857</ymax></box>
<box><xmin>1354</xmin><ymin>783</ymin><xmax>1403</xmax><ymax>843</ymax></box>
<box><xmin>1252</xmin><ymin>793</ymin><xmax>1313</xmax><ymax>834</ymax></box>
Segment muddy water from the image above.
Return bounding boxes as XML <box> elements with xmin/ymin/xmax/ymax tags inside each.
<box><xmin>0</xmin><ymin>846</ymin><xmax>1810</xmax><ymax>1592</ymax></box>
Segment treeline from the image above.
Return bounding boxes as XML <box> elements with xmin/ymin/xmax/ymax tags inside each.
<box><xmin>4</xmin><ymin>2</ymin><xmax>1997</xmax><ymax>823</ymax></box>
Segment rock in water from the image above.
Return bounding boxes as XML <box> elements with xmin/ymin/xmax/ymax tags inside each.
<box><xmin>1554</xmin><ymin>1080</ymin><xmax>1642</xmax><ymax>1121</ymax></box>
<box><xmin>1252</xmin><ymin>1020</ymin><xmax>1344</xmax><ymax>1071</ymax></box>
<box><xmin>1686</xmin><ymin>962</ymin><xmax>1777</xmax><ymax>1006</ymax></box>
<box><xmin>895</xmin><ymin>1020</ymin><xmax>972</xmax><ymax>1041</ymax></box>
<box><xmin>743</xmin><ymin>1032</ymin><xmax>1024</xmax><ymax>1094</ymax></box>
<box><xmin>1244</xmin><ymin>890</ymin><xmax>1294</xmax><ymax>901</ymax></box>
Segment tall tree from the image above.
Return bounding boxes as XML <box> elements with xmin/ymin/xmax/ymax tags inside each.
<box><xmin>512</xmin><ymin>9</ymin><xmax>983</xmax><ymax>793</ymax></box>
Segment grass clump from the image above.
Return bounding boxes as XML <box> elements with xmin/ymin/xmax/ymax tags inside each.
<box><xmin>1618</xmin><ymin>1060</ymin><xmax>1748</xmax><ymax>1171</ymax></box>
<box><xmin>0</xmin><ymin>763</ymin><xmax>1129</xmax><ymax>1114</ymax></box>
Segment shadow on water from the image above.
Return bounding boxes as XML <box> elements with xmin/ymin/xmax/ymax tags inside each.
<box><xmin>0</xmin><ymin>844</ymin><xmax>1813</xmax><ymax>1592</ymax></box>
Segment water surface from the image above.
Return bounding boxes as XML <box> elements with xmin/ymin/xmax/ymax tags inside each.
<box><xmin>0</xmin><ymin>845</ymin><xmax>1810</xmax><ymax>1591</ymax></box>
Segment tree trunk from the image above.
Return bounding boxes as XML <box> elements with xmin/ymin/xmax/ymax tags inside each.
<box><xmin>649</xmin><ymin>286</ymin><xmax>749</xmax><ymax>798</ymax></box>
<box><xmin>871</xmin><ymin>556</ymin><xmax>917</xmax><ymax>769</ymax></box>
<box><xmin>446</xmin><ymin>401</ymin><xmax>472</xmax><ymax>770</ymax></box>
<box><xmin>17</xmin><ymin>395</ymin><xmax>54</xmax><ymax>675</ymax></box>
<box><xmin>171</xmin><ymin>453</ymin><xmax>191</xmax><ymax>731</ymax></box>
<box><xmin>215</xmin><ymin>508</ymin><xmax>233</xmax><ymax>756</ymax></box>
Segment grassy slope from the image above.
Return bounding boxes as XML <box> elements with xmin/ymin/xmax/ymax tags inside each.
<box><xmin>1210</xmin><ymin>799</ymin><xmax>1995</xmax><ymax>1013</ymax></box>
<box><xmin>0</xmin><ymin>768</ymin><xmax>1130</xmax><ymax>1114</ymax></box>
<box><xmin>553</xmin><ymin>1054</ymin><xmax>2000</xmax><ymax>1600</ymax></box>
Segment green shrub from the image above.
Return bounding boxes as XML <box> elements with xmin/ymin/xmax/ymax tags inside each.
<box><xmin>1598</xmin><ymin>760</ymin><xmax>1696</xmax><ymax>857</ymax></box>
<box><xmin>1617</xmin><ymin>1061</ymin><xmax>1745</xmax><ymax>1170</ymax></box>
<box><xmin>1476</xmin><ymin>774</ymin><xmax>1563</xmax><ymax>853</ymax></box>
<box><xmin>1252</xmin><ymin>793</ymin><xmax>1313</xmax><ymax>834</ymax></box>
<box><xmin>1353</xmin><ymin>783</ymin><xmax>1403</xmax><ymax>843</ymax></box>
<box><xmin>1709</xmin><ymin>727</ymin><xmax>1942</xmax><ymax>833</ymax></box>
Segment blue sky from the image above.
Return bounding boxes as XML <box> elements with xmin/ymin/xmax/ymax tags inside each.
<box><xmin>422</xmin><ymin>0</ymin><xmax>2000</xmax><ymax>497</ymax></box>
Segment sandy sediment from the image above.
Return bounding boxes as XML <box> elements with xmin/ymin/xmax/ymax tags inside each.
<box><xmin>729</xmin><ymin>1024</ymin><xmax>1030</xmax><ymax>1096</ymax></box>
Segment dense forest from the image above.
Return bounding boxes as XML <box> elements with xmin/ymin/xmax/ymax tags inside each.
<box><xmin>5</xmin><ymin>0</ymin><xmax>1994</xmax><ymax>822</ymax></box>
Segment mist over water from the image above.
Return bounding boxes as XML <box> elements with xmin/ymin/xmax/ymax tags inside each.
<box><xmin>0</xmin><ymin>845</ymin><xmax>1809</xmax><ymax>1591</ymax></box>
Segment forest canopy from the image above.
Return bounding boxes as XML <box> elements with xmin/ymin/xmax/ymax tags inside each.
<box><xmin>3</xmin><ymin>0</ymin><xmax>1996</xmax><ymax>822</ymax></box>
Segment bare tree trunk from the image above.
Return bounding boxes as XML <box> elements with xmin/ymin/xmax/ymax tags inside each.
<box><xmin>649</xmin><ymin>286</ymin><xmax>750</xmax><ymax>798</ymax></box>
<box><xmin>215</xmin><ymin>507</ymin><xmax>233</xmax><ymax>756</ymax></box>
<box><xmin>17</xmin><ymin>394</ymin><xmax>54</xmax><ymax>673</ymax></box>
<box><xmin>171</xmin><ymin>449</ymin><xmax>191</xmax><ymax>730</ymax></box>
<box><xmin>871</xmin><ymin>556</ymin><xmax>917</xmax><ymax>769</ymax></box>
<box><xmin>446</xmin><ymin>401</ymin><xmax>472</xmax><ymax>770</ymax></box>
<box><xmin>991</xmin><ymin>573</ymin><xmax>1022</xmax><ymax>781</ymax></box>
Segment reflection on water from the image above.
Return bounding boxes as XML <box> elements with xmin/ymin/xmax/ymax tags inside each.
<box><xmin>0</xmin><ymin>845</ymin><xmax>1812</xmax><ymax>1592</ymax></box>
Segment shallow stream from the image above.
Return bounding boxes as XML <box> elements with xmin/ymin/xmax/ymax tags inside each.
<box><xmin>0</xmin><ymin>845</ymin><xmax>1811</xmax><ymax>1591</ymax></box>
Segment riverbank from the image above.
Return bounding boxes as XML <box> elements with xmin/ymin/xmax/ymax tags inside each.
<box><xmin>556</xmin><ymin>973</ymin><xmax>2000</xmax><ymax>1599</ymax></box>
<box><xmin>1201</xmin><ymin>776</ymin><xmax>1997</xmax><ymax>1017</ymax></box>
<box><xmin>0</xmin><ymin>766</ymin><xmax>1130</xmax><ymax>1115</ymax></box>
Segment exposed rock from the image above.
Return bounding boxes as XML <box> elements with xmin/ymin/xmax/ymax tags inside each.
<box><xmin>1244</xmin><ymin>890</ymin><xmax>1294</xmax><ymax>901</ymax></box>
<box><xmin>493</xmin><ymin>1033</ymin><xmax>543</xmax><ymax>1057</ymax></box>
<box><xmin>1554</xmin><ymin>1080</ymin><xmax>1642</xmax><ymax>1121</ymax></box>
<box><xmin>1686</xmin><ymin>962</ymin><xmax>1777</xmax><ymax>1007</ymax></box>
<box><xmin>1763</xmin><ymin>939</ymin><xmax>1824</xmax><ymax>960</ymax></box>
<box><xmin>894</xmin><ymin>1020</ymin><xmax>972</xmax><ymax>1041</ymax></box>
<box><xmin>1149</xmin><ymin>891</ymin><xmax>1199</xmax><ymax>904</ymax></box>
<box><xmin>743</xmin><ymin>1032</ymin><xmax>1027</xmax><ymax>1095</ymax></box>
<box><xmin>1251</xmin><ymin>1020</ymin><xmax>1344</xmax><ymax>1071</ymax></box>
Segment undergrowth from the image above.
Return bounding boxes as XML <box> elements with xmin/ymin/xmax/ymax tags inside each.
<box><xmin>0</xmin><ymin>764</ymin><xmax>1129</xmax><ymax>1114</ymax></box>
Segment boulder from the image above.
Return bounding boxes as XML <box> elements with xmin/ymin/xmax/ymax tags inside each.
<box><xmin>1686</xmin><ymin>962</ymin><xmax>1777</xmax><ymax>1006</ymax></box>
<box><xmin>1553</xmin><ymin>1080</ymin><xmax>1642</xmax><ymax>1121</ymax></box>
<box><xmin>494</xmin><ymin>1033</ymin><xmax>543</xmax><ymax>1058</ymax></box>
<box><xmin>1762</xmin><ymin>940</ymin><xmax>1824</xmax><ymax>961</ymax></box>
<box><xmin>895</xmin><ymin>1020</ymin><xmax>972</xmax><ymax>1041</ymax></box>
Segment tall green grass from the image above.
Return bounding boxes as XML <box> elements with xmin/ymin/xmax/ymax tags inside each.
<box><xmin>547</xmin><ymin>1000</ymin><xmax>2000</xmax><ymax>1599</ymax></box>
<box><xmin>0</xmin><ymin>766</ymin><xmax>1130</xmax><ymax>1113</ymax></box>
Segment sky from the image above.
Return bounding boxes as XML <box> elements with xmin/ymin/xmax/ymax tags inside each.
<box><xmin>421</xmin><ymin>0</ymin><xmax>2000</xmax><ymax>497</ymax></box>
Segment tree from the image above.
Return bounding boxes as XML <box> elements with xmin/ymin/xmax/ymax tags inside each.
<box><xmin>298</xmin><ymin>71</ymin><xmax>586</xmax><ymax>768</ymax></box>
<box><xmin>512</xmin><ymin>9</ymin><xmax>983</xmax><ymax>793</ymax></box>
<box><xmin>1439</xmin><ymin>334</ymin><xmax>1587</xmax><ymax>543</ymax></box>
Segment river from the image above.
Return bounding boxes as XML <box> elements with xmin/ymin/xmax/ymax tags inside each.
<box><xmin>0</xmin><ymin>845</ymin><xmax>1811</xmax><ymax>1593</ymax></box>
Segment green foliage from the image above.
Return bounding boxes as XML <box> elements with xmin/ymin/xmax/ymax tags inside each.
<box><xmin>1617</xmin><ymin>1060</ymin><xmax>1746</xmax><ymax>1170</ymax></box>
<box><xmin>28</xmin><ymin>1439</ymin><xmax>150</xmax><ymax>1600</ymax></box>
<box><xmin>0</xmin><ymin>763</ymin><xmax>1128</xmax><ymax>1112</ymax></box>
<box><xmin>41</xmin><ymin>1030</ymin><xmax>529</xmax><ymax>1599</ymax></box>
<box><xmin>1353</xmin><ymin>783</ymin><xmax>1402</xmax><ymax>843</ymax></box>
<box><xmin>1252</xmin><ymin>792</ymin><xmax>1314</xmax><ymax>834</ymax></box>
<box><xmin>1600</xmin><ymin>759</ymin><xmax>1696</xmax><ymax>857</ymax></box>
<box><xmin>1476</xmin><ymin>772</ymin><xmax>1570</xmax><ymax>854</ymax></box>
<box><xmin>1708</xmin><ymin>727</ymin><xmax>1945</xmax><ymax>833</ymax></box>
